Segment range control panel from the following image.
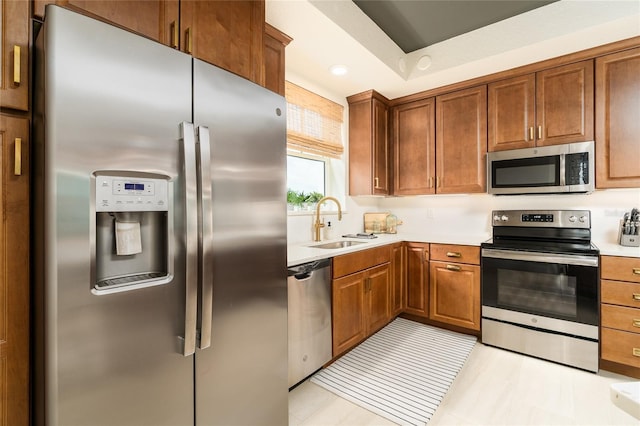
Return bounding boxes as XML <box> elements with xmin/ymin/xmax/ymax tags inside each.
<box><xmin>96</xmin><ymin>175</ymin><xmax>168</xmax><ymax>212</ymax></box>
<box><xmin>492</xmin><ymin>209</ymin><xmax>590</xmax><ymax>229</ymax></box>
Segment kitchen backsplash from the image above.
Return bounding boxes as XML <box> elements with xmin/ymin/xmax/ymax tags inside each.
<box><xmin>287</xmin><ymin>188</ymin><xmax>640</xmax><ymax>246</ymax></box>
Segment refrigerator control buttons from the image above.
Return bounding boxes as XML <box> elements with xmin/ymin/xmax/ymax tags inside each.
<box><xmin>95</xmin><ymin>174</ymin><xmax>169</xmax><ymax>212</ymax></box>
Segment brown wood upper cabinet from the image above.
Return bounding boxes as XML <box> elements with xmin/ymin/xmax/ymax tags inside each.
<box><xmin>34</xmin><ymin>1</ymin><xmax>265</xmax><ymax>85</ymax></box>
<box><xmin>34</xmin><ymin>1</ymin><xmax>179</xmax><ymax>47</ymax></box>
<box><xmin>488</xmin><ymin>60</ymin><xmax>594</xmax><ymax>151</ymax></box>
<box><xmin>392</xmin><ymin>98</ymin><xmax>436</xmax><ymax>195</ymax></box>
<box><xmin>595</xmin><ymin>47</ymin><xmax>640</xmax><ymax>188</ymax></box>
<box><xmin>436</xmin><ymin>85</ymin><xmax>487</xmax><ymax>194</ymax></box>
<box><xmin>348</xmin><ymin>90</ymin><xmax>390</xmax><ymax>196</ymax></box>
<box><xmin>263</xmin><ymin>23</ymin><xmax>292</xmax><ymax>95</ymax></box>
<box><xmin>181</xmin><ymin>0</ymin><xmax>264</xmax><ymax>84</ymax></box>
<box><xmin>1</xmin><ymin>0</ymin><xmax>30</xmax><ymax>111</ymax></box>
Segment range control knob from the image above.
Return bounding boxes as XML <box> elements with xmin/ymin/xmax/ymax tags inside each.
<box><xmin>493</xmin><ymin>214</ymin><xmax>501</xmax><ymax>222</ymax></box>
<box><xmin>579</xmin><ymin>216</ymin><xmax>587</xmax><ymax>223</ymax></box>
<box><xmin>501</xmin><ymin>215</ymin><xmax>509</xmax><ymax>222</ymax></box>
<box><xmin>568</xmin><ymin>215</ymin><xmax>577</xmax><ymax>222</ymax></box>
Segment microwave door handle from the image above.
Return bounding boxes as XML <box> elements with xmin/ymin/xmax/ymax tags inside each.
<box><xmin>559</xmin><ymin>153</ymin><xmax>566</xmax><ymax>186</ymax></box>
<box><xmin>196</xmin><ymin>126</ymin><xmax>213</xmax><ymax>350</ymax></box>
<box><xmin>180</xmin><ymin>122</ymin><xmax>198</xmax><ymax>356</ymax></box>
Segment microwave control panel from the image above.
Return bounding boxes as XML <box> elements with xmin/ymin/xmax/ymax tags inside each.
<box><xmin>566</xmin><ymin>152</ymin><xmax>590</xmax><ymax>185</ymax></box>
<box><xmin>95</xmin><ymin>175</ymin><xmax>168</xmax><ymax>212</ymax></box>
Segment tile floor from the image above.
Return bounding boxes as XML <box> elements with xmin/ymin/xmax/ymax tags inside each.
<box><xmin>289</xmin><ymin>343</ymin><xmax>639</xmax><ymax>425</ymax></box>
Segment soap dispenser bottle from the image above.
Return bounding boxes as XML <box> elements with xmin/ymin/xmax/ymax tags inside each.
<box><xmin>386</xmin><ymin>214</ymin><xmax>397</xmax><ymax>234</ymax></box>
<box><xmin>325</xmin><ymin>221</ymin><xmax>334</xmax><ymax>240</ymax></box>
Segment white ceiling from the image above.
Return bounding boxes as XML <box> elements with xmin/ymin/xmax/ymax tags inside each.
<box><xmin>266</xmin><ymin>0</ymin><xmax>640</xmax><ymax>102</ymax></box>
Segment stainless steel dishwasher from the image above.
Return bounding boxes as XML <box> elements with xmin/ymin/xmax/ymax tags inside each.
<box><xmin>287</xmin><ymin>258</ymin><xmax>332</xmax><ymax>388</ymax></box>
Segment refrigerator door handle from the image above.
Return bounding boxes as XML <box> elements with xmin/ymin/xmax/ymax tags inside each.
<box><xmin>180</xmin><ymin>121</ymin><xmax>198</xmax><ymax>356</ymax></box>
<box><xmin>196</xmin><ymin>126</ymin><xmax>214</xmax><ymax>350</ymax></box>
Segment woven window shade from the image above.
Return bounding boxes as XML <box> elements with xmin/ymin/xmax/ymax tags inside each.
<box><xmin>285</xmin><ymin>81</ymin><xmax>344</xmax><ymax>159</ymax></box>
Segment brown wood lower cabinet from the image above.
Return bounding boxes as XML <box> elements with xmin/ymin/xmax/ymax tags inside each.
<box><xmin>390</xmin><ymin>242</ymin><xmax>405</xmax><ymax>316</ymax></box>
<box><xmin>428</xmin><ymin>244</ymin><xmax>481</xmax><ymax>331</ymax></box>
<box><xmin>405</xmin><ymin>242</ymin><xmax>429</xmax><ymax>317</ymax></box>
<box><xmin>332</xmin><ymin>246</ymin><xmax>391</xmax><ymax>357</ymax></box>
<box><xmin>600</xmin><ymin>255</ymin><xmax>640</xmax><ymax>378</ymax></box>
<box><xmin>429</xmin><ymin>261</ymin><xmax>480</xmax><ymax>331</ymax></box>
<box><xmin>0</xmin><ymin>114</ymin><xmax>30</xmax><ymax>426</ymax></box>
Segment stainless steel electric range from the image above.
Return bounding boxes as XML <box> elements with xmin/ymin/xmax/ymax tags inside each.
<box><xmin>481</xmin><ymin>209</ymin><xmax>599</xmax><ymax>372</ymax></box>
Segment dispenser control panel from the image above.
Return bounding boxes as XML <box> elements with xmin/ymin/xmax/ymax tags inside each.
<box><xmin>96</xmin><ymin>175</ymin><xmax>169</xmax><ymax>212</ymax></box>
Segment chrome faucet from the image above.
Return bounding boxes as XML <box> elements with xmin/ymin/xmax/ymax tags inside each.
<box><xmin>314</xmin><ymin>196</ymin><xmax>342</xmax><ymax>241</ymax></box>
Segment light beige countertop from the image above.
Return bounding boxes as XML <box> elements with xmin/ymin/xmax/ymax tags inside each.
<box><xmin>288</xmin><ymin>233</ymin><xmax>640</xmax><ymax>266</ymax></box>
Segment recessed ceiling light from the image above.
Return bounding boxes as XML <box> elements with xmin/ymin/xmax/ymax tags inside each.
<box><xmin>417</xmin><ymin>55</ymin><xmax>432</xmax><ymax>71</ymax></box>
<box><xmin>329</xmin><ymin>64</ymin><xmax>349</xmax><ymax>76</ymax></box>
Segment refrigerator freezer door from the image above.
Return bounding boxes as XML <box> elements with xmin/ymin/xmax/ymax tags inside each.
<box><xmin>193</xmin><ymin>60</ymin><xmax>288</xmax><ymax>425</ymax></box>
<box><xmin>33</xmin><ymin>6</ymin><xmax>194</xmax><ymax>425</ymax></box>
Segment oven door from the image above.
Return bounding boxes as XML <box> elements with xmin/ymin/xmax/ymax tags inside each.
<box><xmin>481</xmin><ymin>248</ymin><xmax>599</xmax><ymax>334</ymax></box>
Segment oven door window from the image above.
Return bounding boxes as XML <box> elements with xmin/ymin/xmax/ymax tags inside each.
<box><xmin>482</xmin><ymin>257</ymin><xmax>598</xmax><ymax>326</ymax></box>
<box><xmin>491</xmin><ymin>155</ymin><xmax>560</xmax><ymax>188</ymax></box>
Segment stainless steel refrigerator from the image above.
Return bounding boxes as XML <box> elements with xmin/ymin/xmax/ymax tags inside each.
<box><xmin>32</xmin><ymin>6</ymin><xmax>288</xmax><ymax>425</ymax></box>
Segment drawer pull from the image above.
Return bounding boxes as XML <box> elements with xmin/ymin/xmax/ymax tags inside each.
<box><xmin>446</xmin><ymin>252</ymin><xmax>462</xmax><ymax>258</ymax></box>
<box><xmin>633</xmin><ymin>268</ymin><xmax>640</xmax><ymax>276</ymax></box>
<box><xmin>633</xmin><ymin>293</ymin><xmax>640</xmax><ymax>301</ymax></box>
<box><xmin>634</xmin><ymin>320</ymin><xmax>640</xmax><ymax>328</ymax></box>
<box><xmin>446</xmin><ymin>264</ymin><xmax>461</xmax><ymax>272</ymax></box>
<box><xmin>633</xmin><ymin>348</ymin><xmax>640</xmax><ymax>357</ymax></box>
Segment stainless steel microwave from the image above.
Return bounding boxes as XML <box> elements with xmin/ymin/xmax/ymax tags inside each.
<box><xmin>487</xmin><ymin>141</ymin><xmax>595</xmax><ymax>195</ymax></box>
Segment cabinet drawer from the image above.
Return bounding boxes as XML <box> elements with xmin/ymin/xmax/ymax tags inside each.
<box><xmin>430</xmin><ymin>244</ymin><xmax>479</xmax><ymax>265</ymax></box>
<box><xmin>601</xmin><ymin>328</ymin><xmax>640</xmax><ymax>368</ymax></box>
<box><xmin>602</xmin><ymin>304</ymin><xmax>640</xmax><ymax>334</ymax></box>
<box><xmin>333</xmin><ymin>246</ymin><xmax>390</xmax><ymax>278</ymax></box>
<box><xmin>601</xmin><ymin>279</ymin><xmax>640</xmax><ymax>308</ymax></box>
<box><xmin>601</xmin><ymin>256</ymin><xmax>640</xmax><ymax>283</ymax></box>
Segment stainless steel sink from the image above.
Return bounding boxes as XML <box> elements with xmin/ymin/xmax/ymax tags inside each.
<box><xmin>309</xmin><ymin>240</ymin><xmax>367</xmax><ymax>249</ymax></box>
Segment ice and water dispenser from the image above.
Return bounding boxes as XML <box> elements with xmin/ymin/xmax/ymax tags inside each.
<box><xmin>93</xmin><ymin>173</ymin><xmax>172</xmax><ymax>294</ymax></box>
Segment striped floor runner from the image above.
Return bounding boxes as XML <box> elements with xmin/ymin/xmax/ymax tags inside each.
<box><xmin>310</xmin><ymin>318</ymin><xmax>477</xmax><ymax>426</ymax></box>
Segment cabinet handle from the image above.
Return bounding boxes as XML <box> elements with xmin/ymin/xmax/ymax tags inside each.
<box><xmin>429</xmin><ymin>177</ymin><xmax>433</xmax><ymax>188</ymax></box>
<box><xmin>633</xmin><ymin>319</ymin><xmax>640</xmax><ymax>328</ymax></box>
<box><xmin>537</xmin><ymin>125</ymin><xmax>542</xmax><ymax>140</ymax></box>
<box><xmin>633</xmin><ymin>348</ymin><xmax>640</xmax><ymax>357</ymax></box>
<box><xmin>185</xmin><ymin>27</ymin><xmax>193</xmax><ymax>54</ymax></box>
<box><xmin>374</xmin><ymin>177</ymin><xmax>380</xmax><ymax>189</ymax></box>
<box><xmin>446</xmin><ymin>264</ymin><xmax>461</xmax><ymax>272</ymax></box>
<box><xmin>633</xmin><ymin>268</ymin><xmax>640</xmax><ymax>275</ymax></box>
<box><xmin>424</xmin><ymin>251</ymin><xmax>429</xmax><ymax>261</ymax></box>
<box><xmin>14</xmin><ymin>138</ymin><xmax>22</xmax><ymax>176</ymax></box>
<box><xmin>170</xmin><ymin>21</ymin><xmax>178</xmax><ymax>49</ymax></box>
<box><xmin>436</xmin><ymin>176</ymin><xmax>441</xmax><ymax>188</ymax></box>
<box><xmin>634</xmin><ymin>293</ymin><xmax>640</xmax><ymax>301</ymax></box>
<box><xmin>528</xmin><ymin>127</ymin><xmax>534</xmax><ymax>141</ymax></box>
<box><xmin>446</xmin><ymin>252</ymin><xmax>461</xmax><ymax>258</ymax></box>
<box><xmin>13</xmin><ymin>45</ymin><xmax>21</xmax><ymax>85</ymax></box>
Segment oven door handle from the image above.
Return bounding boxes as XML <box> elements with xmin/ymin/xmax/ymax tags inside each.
<box><xmin>481</xmin><ymin>248</ymin><xmax>598</xmax><ymax>267</ymax></box>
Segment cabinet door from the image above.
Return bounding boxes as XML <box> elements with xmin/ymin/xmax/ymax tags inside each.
<box><xmin>429</xmin><ymin>261</ymin><xmax>481</xmax><ymax>331</ymax></box>
<box><xmin>372</xmin><ymin>97</ymin><xmax>390</xmax><ymax>195</ymax></box>
<box><xmin>332</xmin><ymin>271</ymin><xmax>366</xmax><ymax>356</ymax></box>
<box><xmin>1</xmin><ymin>0</ymin><xmax>29</xmax><ymax>111</ymax></box>
<box><xmin>263</xmin><ymin>23</ymin><xmax>291</xmax><ymax>95</ymax></box>
<box><xmin>488</xmin><ymin>74</ymin><xmax>535</xmax><ymax>152</ymax></box>
<box><xmin>348</xmin><ymin>91</ymin><xmax>390</xmax><ymax>196</ymax></box>
<box><xmin>436</xmin><ymin>85</ymin><xmax>487</xmax><ymax>194</ymax></box>
<box><xmin>181</xmin><ymin>0</ymin><xmax>264</xmax><ymax>85</ymax></box>
<box><xmin>536</xmin><ymin>60</ymin><xmax>594</xmax><ymax>147</ymax></box>
<box><xmin>595</xmin><ymin>47</ymin><xmax>640</xmax><ymax>188</ymax></box>
<box><xmin>390</xmin><ymin>243</ymin><xmax>405</xmax><ymax>316</ymax></box>
<box><xmin>393</xmin><ymin>98</ymin><xmax>436</xmax><ymax>194</ymax></box>
<box><xmin>34</xmin><ymin>1</ymin><xmax>179</xmax><ymax>47</ymax></box>
<box><xmin>366</xmin><ymin>263</ymin><xmax>391</xmax><ymax>334</ymax></box>
<box><xmin>405</xmin><ymin>243</ymin><xmax>429</xmax><ymax>317</ymax></box>
<box><xmin>0</xmin><ymin>114</ymin><xmax>30</xmax><ymax>426</ymax></box>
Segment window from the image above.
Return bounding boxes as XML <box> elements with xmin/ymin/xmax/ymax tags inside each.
<box><xmin>285</xmin><ymin>81</ymin><xmax>345</xmax><ymax>210</ymax></box>
<box><xmin>287</xmin><ymin>155</ymin><xmax>326</xmax><ymax>195</ymax></box>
